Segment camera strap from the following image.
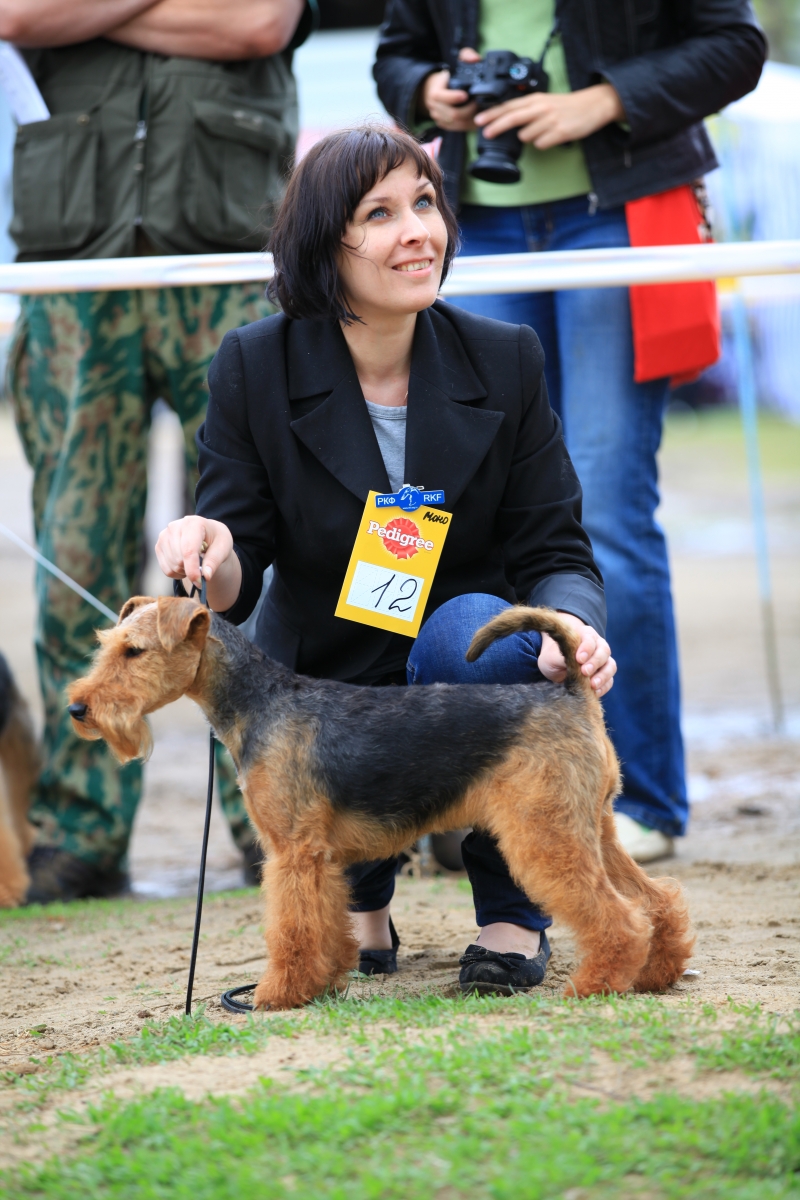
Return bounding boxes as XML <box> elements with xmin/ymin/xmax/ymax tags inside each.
<box><xmin>536</xmin><ymin>19</ymin><xmax>561</xmax><ymax>71</ymax></box>
<box><xmin>451</xmin><ymin>5</ymin><xmax>560</xmax><ymax>74</ymax></box>
<box><xmin>452</xmin><ymin>0</ymin><xmax>479</xmax><ymax>60</ymax></box>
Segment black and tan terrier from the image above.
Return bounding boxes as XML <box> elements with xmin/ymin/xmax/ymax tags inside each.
<box><xmin>0</xmin><ymin>653</ymin><xmax>39</xmax><ymax>908</ymax></box>
<box><xmin>67</xmin><ymin>595</ymin><xmax>693</xmax><ymax>1009</ymax></box>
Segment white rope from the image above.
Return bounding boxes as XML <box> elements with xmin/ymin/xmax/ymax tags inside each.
<box><xmin>0</xmin><ymin>523</ymin><xmax>117</xmax><ymax>623</ymax></box>
<box><xmin>1</xmin><ymin>240</ymin><xmax>799</xmax><ymax>296</ymax></box>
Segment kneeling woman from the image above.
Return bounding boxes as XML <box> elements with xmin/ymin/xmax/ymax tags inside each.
<box><xmin>156</xmin><ymin>125</ymin><xmax>615</xmax><ymax>995</ymax></box>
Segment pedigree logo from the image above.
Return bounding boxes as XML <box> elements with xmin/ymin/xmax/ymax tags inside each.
<box><xmin>366</xmin><ymin>518</ymin><xmax>435</xmax><ymax>561</ymax></box>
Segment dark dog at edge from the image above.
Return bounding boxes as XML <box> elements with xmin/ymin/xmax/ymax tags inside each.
<box><xmin>67</xmin><ymin>596</ymin><xmax>693</xmax><ymax>1008</ymax></box>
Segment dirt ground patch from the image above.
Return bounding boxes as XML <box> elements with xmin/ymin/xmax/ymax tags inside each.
<box><xmin>1</xmin><ymin>729</ymin><xmax>798</xmax><ymax>1071</ymax></box>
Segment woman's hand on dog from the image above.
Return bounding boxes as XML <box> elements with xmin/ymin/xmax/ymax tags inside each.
<box><xmin>155</xmin><ymin>516</ymin><xmax>242</xmax><ymax>612</ymax></box>
<box><xmin>538</xmin><ymin>613</ymin><xmax>616</xmax><ymax>697</ymax></box>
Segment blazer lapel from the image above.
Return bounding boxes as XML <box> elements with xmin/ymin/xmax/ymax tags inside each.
<box><xmin>287</xmin><ymin>320</ymin><xmax>390</xmax><ymax>501</ymax></box>
<box><xmin>405</xmin><ymin>308</ymin><xmax>505</xmax><ymax>508</ymax></box>
<box><xmin>290</xmin><ymin>372</ymin><xmax>391</xmax><ymax>501</ymax></box>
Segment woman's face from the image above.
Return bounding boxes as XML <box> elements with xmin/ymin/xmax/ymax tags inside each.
<box><xmin>338</xmin><ymin>159</ymin><xmax>448</xmax><ymax>321</ymax></box>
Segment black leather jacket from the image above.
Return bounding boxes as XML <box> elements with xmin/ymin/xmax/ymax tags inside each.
<box><xmin>373</xmin><ymin>0</ymin><xmax>766</xmax><ymax>209</ymax></box>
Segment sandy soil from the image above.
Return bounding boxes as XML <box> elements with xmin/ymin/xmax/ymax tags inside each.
<box><xmin>1</xmin><ymin>729</ymin><xmax>798</xmax><ymax>1067</ymax></box>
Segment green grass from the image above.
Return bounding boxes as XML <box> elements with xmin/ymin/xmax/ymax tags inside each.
<box><xmin>0</xmin><ymin>888</ymin><xmax>256</xmax><ymax>931</ymax></box>
<box><xmin>3</xmin><ymin>1013</ymin><xmax>798</xmax><ymax>1199</ymax></box>
<box><xmin>2</xmin><ymin>997</ymin><xmax>798</xmax><ymax>1197</ymax></box>
<box><xmin>5</xmin><ymin>995</ymin><xmax>798</xmax><ymax>1106</ymax></box>
<box><xmin>3</xmin><ymin>887</ymin><xmax>799</xmax><ymax>1197</ymax></box>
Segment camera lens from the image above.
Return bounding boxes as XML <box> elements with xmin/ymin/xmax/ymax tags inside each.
<box><xmin>468</xmin><ymin>152</ymin><xmax>522</xmax><ymax>185</ymax></box>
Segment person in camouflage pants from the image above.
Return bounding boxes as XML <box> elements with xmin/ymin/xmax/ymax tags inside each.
<box><xmin>9</xmin><ymin>283</ymin><xmax>272</xmax><ymax>898</ymax></box>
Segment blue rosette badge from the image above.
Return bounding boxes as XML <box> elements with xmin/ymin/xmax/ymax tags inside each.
<box><xmin>375</xmin><ymin>485</ymin><xmax>445</xmax><ymax>512</ymax></box>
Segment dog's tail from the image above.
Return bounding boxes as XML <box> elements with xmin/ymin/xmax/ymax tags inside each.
<box><xmin>465</xmin><ymin>605</ymin><xmax>589</xmax><ymax>695</ymax></box>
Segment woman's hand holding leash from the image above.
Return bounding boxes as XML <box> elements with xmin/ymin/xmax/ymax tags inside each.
<box><xmin>155</xmin><ymin>515</ymin><xmax>241</xmax><ymax>612</ymax></box>
<box><xmin>538</xmin><ymin>613</ymin><xmax>616</xmax><ymax>697</ymax></box>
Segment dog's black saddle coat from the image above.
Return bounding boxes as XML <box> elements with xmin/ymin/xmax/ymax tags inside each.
<box><xmin>311</xmin><ymin>682</ymin><xmax>537</xmax><ymax>825</ymax></box>
<box><xmin>207</xmin><ymin>617</ymin><xmax>564</xmax><ymax>831</ymax></box>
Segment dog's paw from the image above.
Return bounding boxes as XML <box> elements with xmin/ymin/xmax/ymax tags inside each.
<box><xmin>253</xmin><ymin>977</ymin><xmax>305</xmax><ymax>1011</ymax></box>
<box><xmin>631</xmin><ymin>960</ymin><xmax>691</xmax><ymax>993</ymax></box>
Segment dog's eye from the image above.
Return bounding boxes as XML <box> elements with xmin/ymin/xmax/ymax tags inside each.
<box><xmin>124</xmin><ymin>646</ymin><xmax>146</xmax><ymax>658</ymax></box>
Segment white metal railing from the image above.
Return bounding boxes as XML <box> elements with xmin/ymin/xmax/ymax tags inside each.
<box><xmin>0</xmin><ymin>239</ymin><xmax>799</xmax><ymax>295</ymax></box>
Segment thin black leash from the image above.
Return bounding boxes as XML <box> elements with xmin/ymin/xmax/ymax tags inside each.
<box><xmin>185</xmin><ymin>568</ymin><xmax>216</xmax><ymax>1016</ymax></box>
<box><xmin>183</xmin><ymin>566</ymin><xmax>255</xmax><ymax>1017</ymax></box>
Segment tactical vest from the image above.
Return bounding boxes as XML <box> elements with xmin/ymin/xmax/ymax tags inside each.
<box><xmin>12</xmin><ymin>38</ymin><xmax>302</xmax><ymax>260</ymax></box>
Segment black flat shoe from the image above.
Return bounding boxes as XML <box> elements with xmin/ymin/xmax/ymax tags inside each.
<box><xmin>458</xmin><ymin>932</ymin><xmax>551</xmax><ymax>996</ymax></box>
<box><xmin>358</xmin><ymin>917</ymin><xmax>400</xmax><ymax>976</ymax></box>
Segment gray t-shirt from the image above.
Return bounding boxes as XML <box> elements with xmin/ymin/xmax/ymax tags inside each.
<box><xmin>364</xmin><ymin>399</ymin><xmax>407</xmax><ymax>494</ymax></box>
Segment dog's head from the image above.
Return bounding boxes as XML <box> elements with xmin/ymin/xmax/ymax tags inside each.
<box><xmin>67</xmin><ymin>596</ymin><xmax>211</xmax><ymax>763</ymax></box>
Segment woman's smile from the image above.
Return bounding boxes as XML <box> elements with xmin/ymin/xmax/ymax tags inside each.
<box><xmin>393</xmin><ymin>258</ymin><xmax>433</xmax><ymax>273</ymax></box>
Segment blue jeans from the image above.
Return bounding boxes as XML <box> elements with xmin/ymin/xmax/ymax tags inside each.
<box><xmin>451</xmin><ymin>197</ymin><xmax>687</xmax><ymax>838</ymax></box>
<box><xmin>346</xmin><ymin>593</ymin><xmax>551</xmax><ymax>932</ymax></box>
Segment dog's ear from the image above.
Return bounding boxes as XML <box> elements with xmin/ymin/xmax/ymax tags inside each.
<box><xmin>118</xmin><ymin>596</ymin><xmax>154</xmax><ymax>625</ymax></box>
<box><xmin>156</xmin><ymin>596</ymin><xmax>211</xmax><ymax>653</ymax></box>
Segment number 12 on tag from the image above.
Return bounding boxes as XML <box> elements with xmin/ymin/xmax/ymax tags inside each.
<box><xmin>335</xmin><ymin>491</ymin><xmax>452</xmax><ymax>637</ymax></box>
<box><xmin>346</xmin><ymin>562</ymin><xmax>424</xmax><ymax>622</ymax></box>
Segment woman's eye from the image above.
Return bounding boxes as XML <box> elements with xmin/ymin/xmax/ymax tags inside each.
<box><xmin>367</xmin><ymin>207</ymin><xmax>389</xmax><ymax>220</ymax></box>
<box><xmin>416</xmin><ymin>194</ymin><xmax>435</xmax><ymax>209</ymax></box>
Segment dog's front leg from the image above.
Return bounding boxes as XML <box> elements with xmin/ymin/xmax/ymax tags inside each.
<box><xmin>254</xmin><ymin>843</ymin><xmax>358</xmax><ymax>1010</ymax></box>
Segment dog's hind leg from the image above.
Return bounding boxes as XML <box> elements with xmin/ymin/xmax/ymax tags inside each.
<box><xmin>253</xmin><ymin>840</ymin><xmax>359</xmax><ymax>1011</ymax></box>
<box><xmin>489</xmin><ymin>784</ymin><xmax>652</xmax><ymax>997</ymax></box>
<box><xmin>600</xmin><ymin>807</ymin><xmax>694</xmax><ymax>991</ymax></box>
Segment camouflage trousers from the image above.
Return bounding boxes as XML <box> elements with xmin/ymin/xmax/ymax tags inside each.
<box><xmin>9</xmin><ymin>284</ymin><xmax>274</xmax><ymax>869</ymax></box>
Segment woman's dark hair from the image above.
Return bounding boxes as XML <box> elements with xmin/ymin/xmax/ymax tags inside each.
<box><xmin>267</xmin><ymin>124</ymin><xmax>460</xmax><ymax>323</ymax></box>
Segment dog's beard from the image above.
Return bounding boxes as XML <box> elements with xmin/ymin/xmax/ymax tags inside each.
<box><xmin>75</xmin><ymin>711</ymin><xmax>153</xmax><ymax>764</ymax></box>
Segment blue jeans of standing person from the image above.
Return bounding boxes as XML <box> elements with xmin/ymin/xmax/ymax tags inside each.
<box><xmin>346</xmin><ymin>593</ymin><xmax>551</xmax><ymax>931</ymax></box>
<box><xmin>451</xmin><ymin>197</ymin><xmax>687</xmax><ymax>839</ymax></box>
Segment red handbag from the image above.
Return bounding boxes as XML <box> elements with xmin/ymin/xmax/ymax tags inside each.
<box><xmin>625</xmin><ymin>184</ymin><xmax>721</xmax><ymax>387</ymax></box>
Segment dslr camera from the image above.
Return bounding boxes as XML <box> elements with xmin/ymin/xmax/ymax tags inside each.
<box><xmin>448</xmin><ymin>50</ymin><xmax>549</xmax><ymax>184</ymax></box>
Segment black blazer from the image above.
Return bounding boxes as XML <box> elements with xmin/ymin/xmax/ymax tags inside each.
<box><xmin>374</xmin><ymin>0</ymin><xmax>766</xmax><ymax>210</ymax></box>
<box><xmin>195</xmin><ymin>302</ymin><xmax>605</xmax><ymax>682</ymax></box>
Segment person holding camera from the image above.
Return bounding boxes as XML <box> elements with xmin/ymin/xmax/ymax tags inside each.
<box><xmin>374</xmin><ymin>1</ymin><xmax>765</xmax><ymax>862</ymax></box>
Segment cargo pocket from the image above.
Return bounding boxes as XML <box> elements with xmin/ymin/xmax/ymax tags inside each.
<box><xmin>11</xmin><ymin>113</ymin><xmax>99</xmax><ymax>254</ymax></box>
<box><xmin>184</xmin><ymin>100</ymin><xmax>291</xmax><ymax>249</ymax></box>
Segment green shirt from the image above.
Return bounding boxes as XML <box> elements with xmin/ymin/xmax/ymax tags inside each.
<box><xmin>460</xmin><ymin>0</ymin><xmax>592</xmax><ymax>207</ymax></box>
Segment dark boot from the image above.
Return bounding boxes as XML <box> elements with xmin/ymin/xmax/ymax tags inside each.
<box><xmin>25</xmin><ymin>846</ymin><xmax>130</xmax><ymax>905</ymax></box>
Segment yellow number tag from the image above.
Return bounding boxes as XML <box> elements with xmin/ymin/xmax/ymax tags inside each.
<box><xmin>335</xmin><ymin>491</ymin><xmax>452</xmax><ymax>638</ymax></box>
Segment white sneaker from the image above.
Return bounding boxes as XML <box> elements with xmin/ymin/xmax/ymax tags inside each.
<box><xmin>614</xmin><ymin>811</ymin><xmax>675</xmax><ymax>863</ymax></box>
